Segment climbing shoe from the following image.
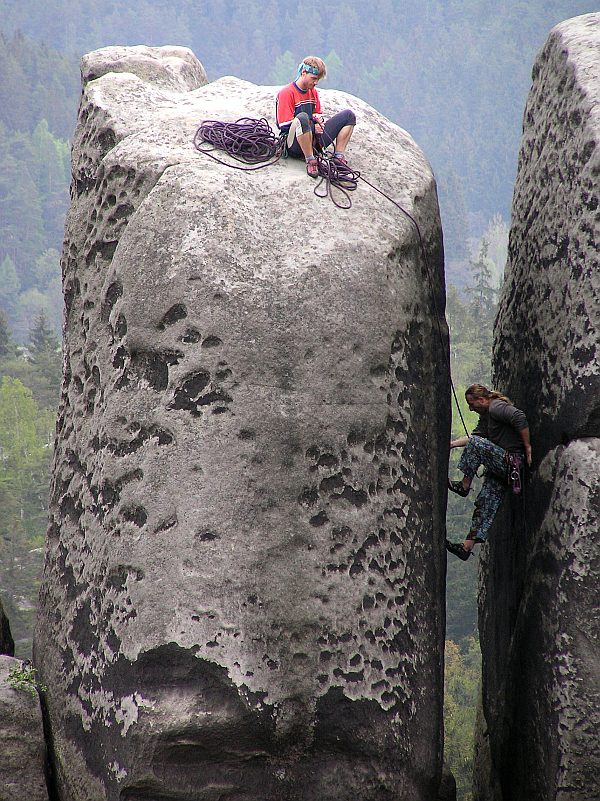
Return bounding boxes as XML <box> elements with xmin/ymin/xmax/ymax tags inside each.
<box><xmin>445</xmin><ymin>539</ymin><xmax>471</xmax><ymax>561</ymax></box>
<box><xmin>448</xmin><ymin>479</ymin><xmax>470</xmax><ymax>497</ymax></box>
<box><xmin>306</xmin><ymin>158</ymin><xmax>319</xmax><ymax>178</ymax></box>
<box><xmin>333</xmin><ymin>153</ymin><xmax>348</xmax><ymax>167</ymax></box>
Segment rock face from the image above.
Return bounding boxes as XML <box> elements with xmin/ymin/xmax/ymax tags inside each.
<box><xmin>0</xmin><ymin>655</ymin><xmax>49</xmax><ymax>801</ymax></box>
<box><xmin>0</xmin><ymin>597</ymin><xmax>14</xmax><ymax>656</ymax></box>
<box><xmin>34</xmin><ymin>46</ymin><xmax>450</xmax><ymax>801</ymax></box>
<box><xmin>477</xmin><ymin>14</ymin><xmax>600</xmax><ymax>801</ymax></box>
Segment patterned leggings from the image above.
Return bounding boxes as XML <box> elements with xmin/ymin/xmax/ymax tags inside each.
<box><xmin>458</xmin><ymin>436</ymin><xmax>507</xmax><ymax>542</ymax></box>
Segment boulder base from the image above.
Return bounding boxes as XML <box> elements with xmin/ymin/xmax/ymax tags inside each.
<box><xmin>0</xmin><ymin>656</ymin><xmax>49</xmax><ymax>801</ymax></box>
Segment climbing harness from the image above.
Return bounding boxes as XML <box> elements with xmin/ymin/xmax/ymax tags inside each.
<box><xmin>193</xmin><ymin>116</ymin><xmax>469</xmax><ymax>435</ymax></box>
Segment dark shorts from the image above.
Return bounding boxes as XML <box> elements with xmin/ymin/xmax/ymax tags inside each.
<box><xmin>286</xmin><ymin>108</ymin><xmax>356</xmax><ymax>158</ymax></box>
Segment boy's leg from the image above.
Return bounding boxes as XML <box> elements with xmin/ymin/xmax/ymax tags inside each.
<box><xmin>334</xmin><ymin>124</ymin><xmax>353</xmax><ymax>153</ymax></box>
<box><xmin>286</xmin><ymin>113</ymin><xmax>314</xmax><ymax>159</ymax></box>
<box><xmin>322</xmin><ymin>109</ymin><xmax>356</xmax><ymax>156</ymax></box>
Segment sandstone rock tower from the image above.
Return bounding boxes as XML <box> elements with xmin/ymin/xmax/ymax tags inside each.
<box><xmin>35</xmin><ymin>46</ymin><xmax>450</xmax><ymax>800</ymax></box>
<box><xmin>477</xmin><ymin>14</ymin><xmax>600</xmax><ymax>801</ymax></box>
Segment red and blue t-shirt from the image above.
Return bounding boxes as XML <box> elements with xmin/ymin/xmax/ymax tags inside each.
<box><xmin>276</xmin><ymin>82</ymin><xmax>322</xmax><ymax>133</ymax></box>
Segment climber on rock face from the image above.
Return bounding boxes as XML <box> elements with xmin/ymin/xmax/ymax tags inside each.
<box><xmin>445</xmin><ymin>383</ymin><xmax>532</xmax><ymax>561</ymax></box>
<box><xmin>275</xmin><ymin>55</ymin><xmax>356</xmax><ymax>178</ymax></box>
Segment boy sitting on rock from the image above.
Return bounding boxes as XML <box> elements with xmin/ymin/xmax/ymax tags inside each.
<box><xmin>276</xmin><ymin>56</ymin><xmax>356</xmax><ymax>178</ymax></box>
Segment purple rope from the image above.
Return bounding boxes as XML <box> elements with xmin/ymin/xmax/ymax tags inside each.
<box><xmin>313</xmin><ymin>149</ymin><xmax>361</xmax><ymax>209</ymax></box>
<box><xmin>194</xmin><ymin>117</ymin><xmax>286</xmax><ymax>169</ymax></box>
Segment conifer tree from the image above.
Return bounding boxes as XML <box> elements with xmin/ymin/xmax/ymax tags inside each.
<box><xmin>270</xmin><ymin>50</ymin><xmax>296</xmax><ymax>84</ymax></box>
<box><xmin>26</xmin><ymin>310</ymin><xmax>62</xmax><ymax>410</ymax></box>
<box><xmin>29</xmin><ymin>309</ymin><xmax>58</xmax><ymax>356</ymax></box>
<box><xmin>0</xmin><ymin>310</ymin><xmax>13</xmax><ymax>359</ymax></box>
<box><xmin>0</xmin><ymin>255</ymin><xmax>20</xmax><ymax>318</ymax></box>
<box><xmin>0</xmin><ymin>154</ymin><xmax>45</xmax><ymax>282</ymax></box>
<box><xmin>0</xmin><ymin>375</ymin><xmax>52</xmax><ymax>654</ymax></box>
<box><xmin>467</xmin><ymin>240</ymin><xmax>497</xmax><ymax>327</ymax></box>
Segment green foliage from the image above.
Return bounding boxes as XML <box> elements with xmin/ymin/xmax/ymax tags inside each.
<box><xmin>29</xmin><ymin>310</ymin><xmax>58</xmax><ymax>355</ymax></box>
<box><xmin>0</xmin><ymin>376</ymin><xmax>55</xmax><ymax>655</ymax></box>
<box><xmin>0</xmin><ymin>31</ymin><xmax>78</xmax><ymax>139</ymax></box>
<box><xmin>446</xmin><ymin>223</ymin><xmax>504</xmax><ymax>393</ymax></box>
<box><xmin>0</xmin><ymin>311</ymin><xmax>12</xmax><ymax>358</ymax></box>
<box><xmin>439</xmin><ymin>169</ymin><xmax>470</xmax><ymax>261</ymax></box>
<box><xmin>445</xmin><ymin>259</ymin><xmax>499</xmax><ymax>644</ymax></box>
<box><xmin>481</xmin><ymin>214</ymin><xmax>509</xmax><ymax>290</ymax></box>
<box><xmin>32</xmin><ymin>248</ymin><xmax>61</xmax><ymax>290</ymax></box>
<box><xmin>0</xmin><ymin>120</ymin><xmax>66</xmax><ymax>342</ymax></box>
<box><xmin>322</xmin><ymin>49</ymin><xmax>344</xmax><ymax>88</ymax></box>
<box><xmin>0</xmin><ymin>37</ymin><xmax>70</xmax><ymax>345</ymax></box>
<box><xmin>270</xmin><ymin>50</ymin><xmax>296</xmax><ymax>84</ymax></box>
<box><xmin>7</xmin><ymin>661</ymin><xmax>47</xmax><ymax>697</ymax></box>
<box><xmin>444</xmin><ymin>220</ymin><xmax>504</xmax><ymax>795</ymax></box>
<box><xmin>444</xmin><ymin>637</ymin><xmax>481</xmax><ymax>801</ymax></box>
<box><xmin>0</xmin><ymin>150</ymin><xmax>45</xmax><ymax>272</ymax></box>
<box><xmin>0</xmin><ymin>255</ymin><xmax>20</xmax><ymax>317</ymax></box>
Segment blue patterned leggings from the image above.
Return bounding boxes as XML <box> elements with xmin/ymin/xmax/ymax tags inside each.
<box><xmin>458</xmin><ymin>436</ymin><xmax>507</xmax><ymax>542</ymax></box>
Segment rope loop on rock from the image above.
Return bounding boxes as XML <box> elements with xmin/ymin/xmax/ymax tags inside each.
<box><xmin>313</xmin><ymin>151</ymin><xmax>361</xmax><ymax>209</ymax></box>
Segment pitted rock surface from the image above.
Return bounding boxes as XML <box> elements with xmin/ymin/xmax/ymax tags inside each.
<box><xmin>0</xmin><ymin>655</ymin><xmax>49</xmax><ymax>801</ymax></box>
<box><xmin>493</xmin><ymin>13</ymin><xmax>600</xmax><ymax>457</ymax></box>
<box><xmin>80</xmin><ymin>45</ymin><xmax>208</xmax><ymax>92</ymax></box>
<box><xmin>34</xmin><ymin>46</ymin><xmax>449</xmax><ymax>801</ymax></box>
<box><xmin>477</xmin><ymin>15</ymin><xmax>600</xmax><ymax>801</ymax></box>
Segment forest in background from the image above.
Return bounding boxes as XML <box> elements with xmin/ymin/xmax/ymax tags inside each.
<box><xmin>0</xmin><ymin>3</ymin><xmax>595</xmax><ymax>799</ymax></box>
<box><xmin>0</xmin><ymin>0</ymin><xmax>595</xmax><ymax>340</ymax></box>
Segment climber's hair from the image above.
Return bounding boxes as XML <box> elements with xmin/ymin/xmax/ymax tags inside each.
<box><xmin>301</xmin><ymin>56</ymin><xmax>327</xmax><ymax>79</ymax></box>
<box><xmin>465</xmin><ymin>383</ymin><xmax>513</xmax><ymax>405</ymax></box>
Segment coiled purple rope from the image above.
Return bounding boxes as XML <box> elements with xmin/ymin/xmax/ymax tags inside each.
<box><xmin>194</xmin><ymin>118</ymin><xmax>285</xmax><ymax>169</ymax></box>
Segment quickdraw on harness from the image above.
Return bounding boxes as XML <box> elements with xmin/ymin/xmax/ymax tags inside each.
<box><xmin>506</xmin><ymin>452</ymin><xmax>523</xmax><ymax>494</ymax></box>
<box><xmin>192</xmin><ymin>116</ymin><xmax>469</xmax><ymax>435</ymax></box>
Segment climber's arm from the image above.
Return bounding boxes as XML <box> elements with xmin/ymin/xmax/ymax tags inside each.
<box><xmin>519</xmin><ymin>427</ymin><xmax>532</xmax><ymax>467</ymax></box>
